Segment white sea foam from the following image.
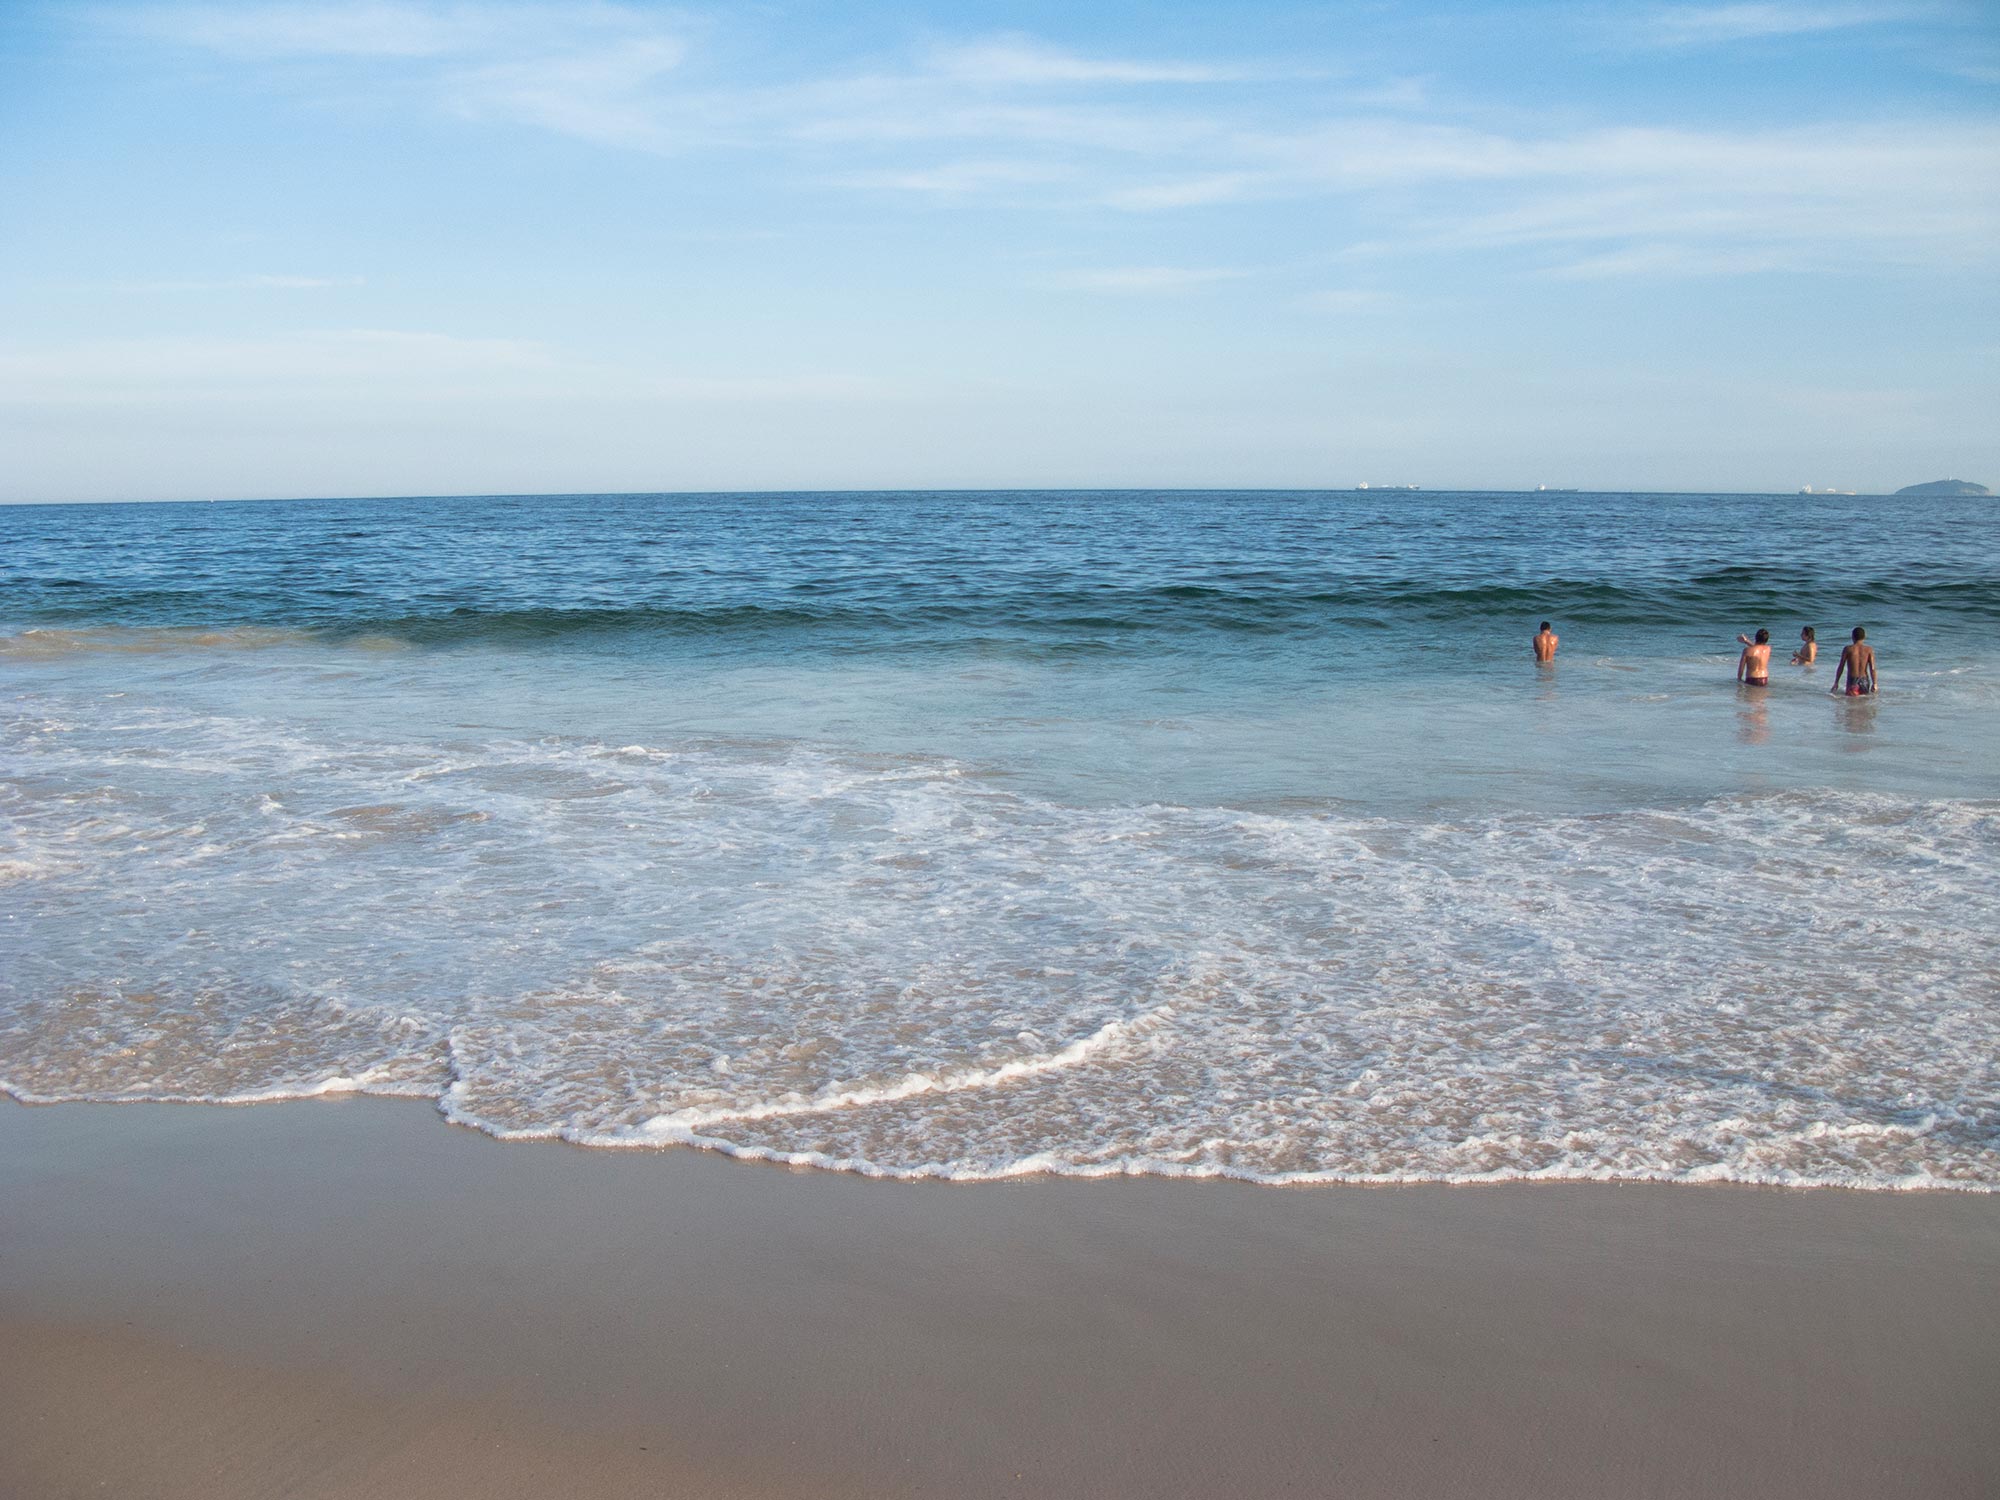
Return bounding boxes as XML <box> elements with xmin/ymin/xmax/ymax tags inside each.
<box><xmin>3</xmin><ymin>693</ymin><xmax>1997</xmax><ymax>1188</ymax></box>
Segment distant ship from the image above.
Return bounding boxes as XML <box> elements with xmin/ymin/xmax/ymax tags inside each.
<box><xmin>1536</xmin><ymin>485</ymin><xmax>1578</xmax><ymax>493</ymax></box>
<box><xmin>1799</xmin><ymin>486</ymin><xmax>1856</xmax><ymax>496</ymax></box>
<box><xmin>1353</xmin><ymin>483</ymin><xmax>1420</xmax><ymax>491</ymax></box>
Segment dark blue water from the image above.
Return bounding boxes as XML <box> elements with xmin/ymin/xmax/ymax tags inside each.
<box><xmin>6</xmin><ymin>490</ymin><xmax>1995</xmax><ymax>661</ymax></box>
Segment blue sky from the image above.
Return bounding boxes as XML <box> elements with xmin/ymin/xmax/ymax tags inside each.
<box><xmin>2</xmin><ymin>0</ymin><xmax>1996</xmax><ymax>500</ymax></box>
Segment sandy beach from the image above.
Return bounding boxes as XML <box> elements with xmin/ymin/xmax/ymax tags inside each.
<box><xmin>3</xmin><ymin>1096</ymin><xmax>1995</xmax><ymax>1499</ymax></box>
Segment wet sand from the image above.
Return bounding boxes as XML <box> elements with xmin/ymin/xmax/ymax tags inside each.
<box><xmin>3</xmin><ymin>1096</ymin><xmax>1996</xmax><ymax>1498</ymax></box>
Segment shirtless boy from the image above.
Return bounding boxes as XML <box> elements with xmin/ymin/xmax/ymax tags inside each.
<box><xmin>1832</xmin><ymin>627</ymin><xmax>1877</xmax><ymax>696</ymax></box>
<box><xmin>1737</xmin><ymin>628</ymin><xmax>1771</xmax><ymax>687</ymax></box>
<box><xmin>1533</xmin><ymin>621</ymin><xmax>1558</xmax><ymax>662</ymax></box>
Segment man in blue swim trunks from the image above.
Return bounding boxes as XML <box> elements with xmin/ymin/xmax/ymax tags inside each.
<box><xmin>1832</xmin><ymin>627</ymin><xmax>1877</xmax><ymax>696</ymax></box>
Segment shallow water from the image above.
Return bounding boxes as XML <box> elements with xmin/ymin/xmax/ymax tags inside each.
<box><xmin>3</xmin><ymin>491</ymin><xmax>1996</xmax><ymax>1184</ymax></box>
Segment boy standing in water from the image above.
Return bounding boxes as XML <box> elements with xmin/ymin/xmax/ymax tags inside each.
<box><xmin>1832</xmin><ymin>627</ymin><xmax>1877</xmax><ymax>695</ymax></box>
<box><xmin>1533</xmin><ymin>621</ymin><xmax>1558</xmax><ymax>662</ymax></box>
<box><xmin>1737</xmin><ymin>629</ymin><xmax>1772</xmax><ymax>687</ymax></box>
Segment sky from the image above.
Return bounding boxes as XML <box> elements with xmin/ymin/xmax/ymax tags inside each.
<box><xmin>1</xmin><ymin>0</ymin><xmax>1997</xmax><ymax>501</ymax></box>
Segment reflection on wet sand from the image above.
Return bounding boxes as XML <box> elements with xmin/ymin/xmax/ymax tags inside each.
<box><xmin>1835</xmin><ymin>693</ymin><xmax>1880</xmax><ymax>742</ymax></box>
<box><xmin>1736</xmin><ymin>687</ymin><xmax>1770</xmax><ymax>745</ymax></box>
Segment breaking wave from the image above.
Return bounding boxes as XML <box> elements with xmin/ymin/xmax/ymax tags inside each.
<box><xmin>4</xmin><ymin>704</ymin><xmax>1995</xmax><ymax>1188</ymax></box>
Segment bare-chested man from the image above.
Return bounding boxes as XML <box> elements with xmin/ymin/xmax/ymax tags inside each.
<box><xmin>1533</xmin><ymin>621</ymin><xmax>1558</xmax><ymax>662</ymax></box>
<box><xmin>1832</xmin><ymin>626</ymin><xmax>1877</xmax><ymax>696</ymax></box>
<box><xmin>1737</xmin><ymin>628</ymin><xmax>1771</xmax><ymax>687</ymax></box>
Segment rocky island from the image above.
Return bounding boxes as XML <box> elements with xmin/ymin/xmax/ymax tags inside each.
<box><xmin>1894</xmin><ymin>478</ymin><xmax>1990</xmax><ymax>496</ymax></box>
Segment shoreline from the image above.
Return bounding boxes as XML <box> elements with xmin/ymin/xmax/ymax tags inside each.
<box><xmin>5</xmin><ymin>1095</ymin><xmax>1997</xmax><ymax>1498</ymax></box>
<box><xmin>10</xmin><ymin>1084</ymin><xmax>1996</xmax><ymax>1192</ymax></box>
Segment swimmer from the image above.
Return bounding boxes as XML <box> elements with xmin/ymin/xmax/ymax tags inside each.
<box><xmin>1832</xmin><ymin>627</ymin><xmax>1877</xmax><ymax>696</ymax></box>
<box><xmin>1737</xmin><ymin>628</ymin><xmax>1771</xmax><ymax>687</ymax></box>
<box><xmin>1791</xmin><ymin>626</ymin><xmax>1817</xmax><ymax>666</ymax></box>
<box><xmin>1533</xmin><ymin>621</ymin><xmax>1558</xmax><ymax>662</ymax></box>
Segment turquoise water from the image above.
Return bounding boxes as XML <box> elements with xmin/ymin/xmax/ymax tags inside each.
<box><xmin>3</xmin><ymin>491</ymin><xmax>1996</xmax><ymax>1184</ymax></box>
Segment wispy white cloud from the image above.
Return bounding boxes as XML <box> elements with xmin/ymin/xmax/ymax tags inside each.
<box><xmin>118</xmin><ymin>5</ymin><xmax>1250</xmax><ymax>155</ymax></box>
<box><xmin>0</xmin><ymin>330</ymin><xmax>890</xmax><ymax>406</ymax></box>
<box><xmin>782</xmin><ymin>91</ymin><xmax>1218</xmax><ymax>154</ymax></box>
<box><xmin>1046</xmin><ymin>266</ymin><xmax>1251</xmax><ymax>294</ymax></box>
<box><xmin>1632</xmin><ymin>3</ymin><xmax>1932</xmax><ymax>48</ymax></box>
<box><xmin>1343</xmin><ymin>77</ymin><xmax>1431</xmax><ymax>110</ymax></box>
<box><xmin>438</xmin><ymin>35</ymin><xmax>686</xmax><ymax>146</ymax></box>
<box><xmin>249</xmin><ymin>273</ymin><xmax>365</xmax><ymax>288</ymax></box>
<box><xmin>0</xmin><ymin>330</ymin><xmax>554</xmax><ymax>402</ymax></box>
<box><xmin>1545</xmin><ymin>244</ymin><xmax>1803</xmax><ymax>277</ymax></box>
<box><xmin>642</xmin><ymin>373</ymin><xmax>891</xmax><ymax>401</ymax></box>
<box><xmin>1419</xmin><ymin>123</ymin><xmax>2000</xmax><ymax>273</ymax></box>
<box><xmin>831</xmin><ymin>159</ymin><xmax>1073</xmax><ymax>194</ymax></box>
<box><xmin>1300</xmin><ymin>288</ymin><xmax>1400</xmax><ymax>313</ymax></box>
<box><xmin>1110</xmin><ymin>119</ymin><xmax>2000</xmax><ymax>275</ymax></box>
<box><xmin>104</xmin><ymin>4</ymin><xmax>2000</xmax><ymax>279</ymax></box>
<box><xmin>123</xmin><ymin>1</ymin><xmax>694</xmax><ymax>148</ymax></box>
<box><xmin>1105</xmin><ymin>172</ymin><xmax>1262</xmax><ymax>210</ymax></box>
<box><xmin>1931</xmin><ymin>41</ymin><xmax>2000</xmax><ymax>84</ymax></box>
<box><xmin>923</xmin><ymin>36</ymin><xmax>1248</xmax><ymax>86</ymax></box>
<box><xmin>122</xmin><ymin>1</ymin><xmax>673</xmax><ymax>59</ymax></box>
<box><xmin>131</xmin><ymin>0</ymin><xmax>496</xmax><ymax>58</ymax></box>
<box><xmin>108</xmin><ymin>273</ymin><xmax>366</xmax><ymax>292</ymax></box>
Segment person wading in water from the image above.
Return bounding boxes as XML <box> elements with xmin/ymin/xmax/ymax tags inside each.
<box><xmin>1832</xmin><ymin>627</ymin><xmax>1877</xmax><ymax>696</ymax></box>
<box><xmin>1737</xmin><ymin>628</ymin><xmax>1772</xmax><ymax>687</ymax></box>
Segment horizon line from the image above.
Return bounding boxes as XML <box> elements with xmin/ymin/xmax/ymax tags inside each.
<box><xmin>3</xmin><ymin>485</ymin><xmax>1975</xmax><ymax>508</ymax></box>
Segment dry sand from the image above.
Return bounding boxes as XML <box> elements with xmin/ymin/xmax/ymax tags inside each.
<box><xmin>2</xmin><ymin>1095</ymin><xmax>1996</xmax><ymax>1498</ymax></box>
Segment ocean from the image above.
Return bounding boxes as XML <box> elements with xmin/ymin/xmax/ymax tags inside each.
<box><xmin>3</xmin><ymin>489</ymin><xmax>1995</xmax><ymax>1187</ymax></box>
